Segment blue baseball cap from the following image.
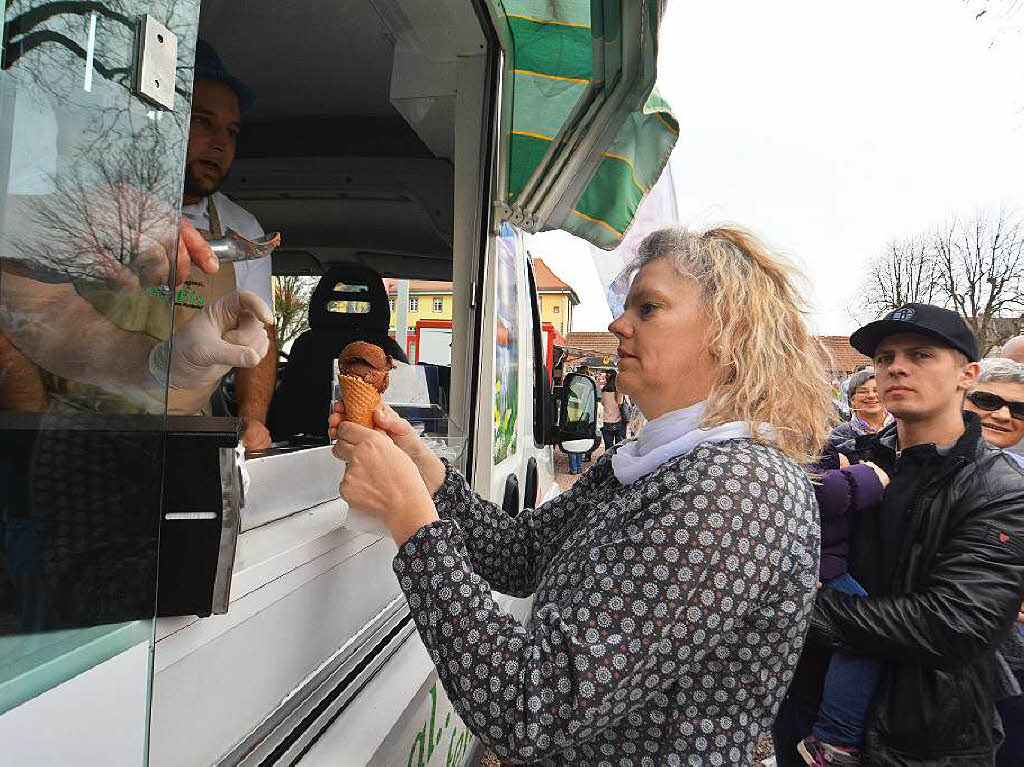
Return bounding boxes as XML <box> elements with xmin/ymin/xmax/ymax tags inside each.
<box><xmin>194</xmin><ymin>39</ymin><xmax>254</xmax><ymax>112</ymax></box>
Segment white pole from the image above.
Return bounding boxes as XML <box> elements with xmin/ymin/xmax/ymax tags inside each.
<box><xmin>83</xmin><ymin>13</ymin><xmax>97</xmax><ymax>92</ymax></box>
<box><xmin>395</xmin><ymin>279</ymin><xmax>410</xmax><ymax>357</ymax></box>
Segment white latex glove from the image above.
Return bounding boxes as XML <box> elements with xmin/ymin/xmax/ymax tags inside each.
<box><xmin>149</xmin><ymin>290</ymin><xmax>273</xmax><ymax>400</ymax></box>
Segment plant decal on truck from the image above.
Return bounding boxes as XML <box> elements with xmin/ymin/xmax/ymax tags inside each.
<box><xmin>406</xmin><ymin>683</ymin><xmax>472</xmax><ymax>767</ymax></box>
<box><xmin>493</xmin><ymin>225</ymin><xmax>520</xmax><ymax>464</ymax></box>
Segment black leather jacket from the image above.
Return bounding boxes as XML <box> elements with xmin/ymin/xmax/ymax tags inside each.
<box><xmin>812</xmin><ymin>413</ymin><xmax>1024</xmax><ymax>764</ymax></box>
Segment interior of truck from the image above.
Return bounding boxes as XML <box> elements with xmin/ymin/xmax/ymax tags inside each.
<box><xmin>196</xmin><ymin>0</ymin><xmax>492</xmax><ymax>455</ymax></box>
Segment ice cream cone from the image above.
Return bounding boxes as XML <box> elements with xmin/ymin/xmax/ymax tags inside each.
<box><xmin>339</xmin><ymin>374</ymin><xmax>381</xmax><ymax>428</ymax></box>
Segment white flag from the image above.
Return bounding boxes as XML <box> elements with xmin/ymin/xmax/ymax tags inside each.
<box><xmin>590</xmin><ymin>159</ymin><xmax>680</xmax><ymax>318</ymax></box>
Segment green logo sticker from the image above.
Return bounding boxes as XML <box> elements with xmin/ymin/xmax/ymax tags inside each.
<box><xmin>145</xmin><ymin>285</ymin><xmax>205</xmax><ymax>308</ymax></box>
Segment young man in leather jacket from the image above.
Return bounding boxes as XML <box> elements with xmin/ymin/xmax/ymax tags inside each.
<box><xmin>775</xmin><ymin>304</ymin><xmax>1024</xmax><ymax>765</ymax></box>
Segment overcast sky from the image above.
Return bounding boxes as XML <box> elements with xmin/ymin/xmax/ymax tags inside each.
<box><xmin>529</xmin><ymin>0</ymin><xmax>1024</xmax><ymax>336</ymax></box>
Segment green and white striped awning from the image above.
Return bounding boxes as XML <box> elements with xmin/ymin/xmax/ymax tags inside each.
<box><xmin>493</xmin><ymin>0</ymin><xmax>678</xmax><ymax>249</ymax></box>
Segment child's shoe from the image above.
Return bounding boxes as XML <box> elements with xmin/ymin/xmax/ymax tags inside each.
<box><xmin>797</xmin><ymin>736</ymin><xmax>862</xmax><ymax>766</ymax></box>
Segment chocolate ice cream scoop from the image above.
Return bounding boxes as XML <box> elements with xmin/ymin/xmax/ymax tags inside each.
<box><xmin>338</xmin><ymin>341</ymin><xmax>395</xmax><ymax>393</ymax></box>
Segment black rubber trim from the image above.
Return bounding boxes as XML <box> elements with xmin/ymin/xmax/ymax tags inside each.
<box><xmin>463</xmin><ymin>0</ymin><xmax>500</xmax><ymax>485</ymax></box>
<box><xmin>259</xmin><ymin>613</ymin><xmax>413</xmax><ymax>766</ymax></box>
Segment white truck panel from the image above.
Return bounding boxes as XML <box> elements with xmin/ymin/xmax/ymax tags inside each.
<box><xmin>0</xmin><ymin>641</ymin><xmax>149</xmax><ymax>766</ymax></box>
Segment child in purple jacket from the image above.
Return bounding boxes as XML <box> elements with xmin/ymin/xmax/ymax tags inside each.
<box><xmin>798</xmin><ymin>451</ymin><xmax>888</xmax><ymax>767</ymax></box>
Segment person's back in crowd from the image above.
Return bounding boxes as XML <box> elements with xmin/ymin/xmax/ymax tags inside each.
<box><xmin>1001</xmin><ymin>335</ymin><xmax>1024</xmax><ymax>365</ymax></box>
<box><xmin>997</xmin><ymin>336</ymin><xmax>1024</xmax><ymax>457</ymax></box>
<box><xmin>831</xmin><ymin>378</ymin><xmax>851</xmax><ymax>422</ymax></box>
<box><xmin>600</xmin><ymin>371</ymin><xmax>626</xmax><ymax>449</ymax></box>
<box><xmin>774</xmin><ymin>303</ymin><xmax>1024</xmax><ymax>766</ymax></box>
<box><xmin>796</xmin><ymin>447</ymin><xmax>889</xmax><ymax>765</ymax></box>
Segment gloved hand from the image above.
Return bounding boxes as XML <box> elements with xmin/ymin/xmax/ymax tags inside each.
<box><xmin>149</xmin><ymin>291</ymin><xmax>273</xmax><ymax>405</ymax></box>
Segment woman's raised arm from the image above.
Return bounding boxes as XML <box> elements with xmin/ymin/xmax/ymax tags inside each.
<box><xmin>394</xmin><ymin>443</ymin><xmax>818</xmax><ymax>763</ymax></box>
<box><xmin>427</xmin><ymin>455</ymin><xmax>611</xmax><ymax>597</ymax></box>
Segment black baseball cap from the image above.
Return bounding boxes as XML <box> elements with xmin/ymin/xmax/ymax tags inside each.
<box><xmin>850</xmin><ymin>303</ymin><xmax>979</xmax><ymax>362</ymax></box>
<box><xmin>194</xmin><ymin>39</ymin><xmax>254</xmax><ymax>112</ymax></box>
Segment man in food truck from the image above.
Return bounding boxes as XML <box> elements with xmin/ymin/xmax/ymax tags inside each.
<box><xmin>0</xmin><ymin>40</ymin><xmax>276</xmax><ymax>447</ymax></box>
<box><xmin>173</xmin><ymin>39</ymin><xmax>277</xmax><ymax>448</ymax></box>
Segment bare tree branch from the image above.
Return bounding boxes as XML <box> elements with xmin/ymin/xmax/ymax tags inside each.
<box><xmin>859</xmin><ymin>208</ymin><xmax>1024</xmax><ymax>353</ymax></box>
<box><xmin>273</xmin><ymin>276</ymin><xmax>315</xmax><ymax>351</ymax></box>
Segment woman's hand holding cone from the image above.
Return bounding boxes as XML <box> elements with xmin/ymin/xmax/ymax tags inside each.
<box><xmin>331</xmin><ymin>419</ymin><xmax>438</xmax><ymax>546</ymax></box>
<box><xmin>329</xmin><ymin>401</ymin><xmax>446</xmax><ymax>495</ymax></box>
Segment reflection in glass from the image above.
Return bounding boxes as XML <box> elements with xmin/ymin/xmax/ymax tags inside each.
<box><xmin>332</xmin><ymin>281</ymin><xmax>368</xmax><ymax>293</ymax></box>
<box><xmin>0</xmin><ymin>0</ymin><xmax>200</xmax><ymax>722</ymax></box>
<box><xmin>565</xmin><ymin>374</ymin><xmax>596</xmax><ymax>427</ymax></box>
<box><xmin>1</xmin><ymin>0</ymin><xmax>198</xmax><ymax>415</ymax></box>
<box><xmin>326</xmin><ymin>299</ymin><xmax>371</xmax><ymax>314</ymax></box>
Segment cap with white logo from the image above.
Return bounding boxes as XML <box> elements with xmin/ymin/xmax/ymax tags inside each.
<box><xmin>850</xmin><ymin>303</ymin><xmax>979</xmax><ymax>361</ymax></box>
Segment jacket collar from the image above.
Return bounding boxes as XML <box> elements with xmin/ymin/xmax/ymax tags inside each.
<box><xmin>866</xmin><ymin>411</ymin><xmax>983</xmax><ymax>462</ymax></box>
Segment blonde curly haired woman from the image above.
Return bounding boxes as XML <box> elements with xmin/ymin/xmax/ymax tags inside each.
<box><xmin>330</xmin><ymin>225</ymin><xmax>831</xmax><ymax>765</ymax></box>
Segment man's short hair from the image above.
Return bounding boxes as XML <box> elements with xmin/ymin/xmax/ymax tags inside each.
<box><xmin>1000</xmin><ymin>335</ymin><xmax>1024</xmax><ymax>363</ymax></box>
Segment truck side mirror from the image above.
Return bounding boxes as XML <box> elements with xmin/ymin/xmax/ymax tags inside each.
<box><xmin>557</xmin><ymin>372</ymin><xmax>598</xmax><ymax>451</ymax></box>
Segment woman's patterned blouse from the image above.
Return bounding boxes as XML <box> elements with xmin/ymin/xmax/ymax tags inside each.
<box><xmin>392</xmin><ymin>439</ymin><xmax>820</xmax><ymax>765</ymax></box>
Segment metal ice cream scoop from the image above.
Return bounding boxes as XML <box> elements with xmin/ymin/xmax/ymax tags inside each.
<box><xmin>203</xmin><ymin>229</ymin><xmax>282</xmax><ymax>263</ymax></box>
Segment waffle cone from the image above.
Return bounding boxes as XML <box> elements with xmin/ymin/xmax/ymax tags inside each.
<box><xmin>338</xmin><ymin>374</ymin><xmax>381</xmax><ymax>428</ymax></box>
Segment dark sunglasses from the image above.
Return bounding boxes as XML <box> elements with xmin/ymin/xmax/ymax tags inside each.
<box><xmin>966</xmin><ymin>390</ymin><xmax>1024</xmax><ymax>420</ymax></box>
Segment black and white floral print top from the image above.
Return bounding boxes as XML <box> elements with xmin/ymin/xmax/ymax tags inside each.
<box><xmin>393</xmin><ymin>439</ymin><xmax>820</xmax><ymax>766</ymax></box>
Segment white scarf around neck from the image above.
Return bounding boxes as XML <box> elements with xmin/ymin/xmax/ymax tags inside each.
<box><xmin>611</xmin><ymin>401</ymin><xmax>754</xmax><ymax>485</ymax></box>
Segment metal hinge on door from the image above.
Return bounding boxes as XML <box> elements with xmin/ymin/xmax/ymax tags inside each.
<box><xmin>493</xmin><ymin>200</ymin><xmax>539</xmax><ymax>233</ymax></box>
<box><xmin>133</xmin><ymin>15</ymin><xmax>177</xmax><ymax>110</ymax></box>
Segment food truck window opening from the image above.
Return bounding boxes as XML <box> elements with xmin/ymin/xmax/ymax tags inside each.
<box><xmin>326</xmin><ymin>300</ymin><xmax>371</xmax><ymax>315</ymax></box>
<box><xmin>187</xmin><ymin>0</ymin><xmax>487</xmax><ymax>462</ymax></box>
<box><xmin>333</xmin><ymin>282</ymin><xmax>368</xmax><ymax>293</ymax></box>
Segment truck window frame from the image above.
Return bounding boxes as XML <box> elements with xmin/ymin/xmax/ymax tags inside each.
<box><xmin>527</xmin><ymin>256</ymin><xmax>552</xmax><ymax>448</ymax></box>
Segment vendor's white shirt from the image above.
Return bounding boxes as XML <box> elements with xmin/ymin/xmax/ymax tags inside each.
<box><xmin>182</xmin><ymin>191</ymin><xmax>273</xmax><ymax>309</ymax></box>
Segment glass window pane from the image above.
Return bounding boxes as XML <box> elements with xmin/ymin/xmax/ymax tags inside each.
<box><xmin>326</xmin><ymin>299</ymin><xmax>371</xmax><ymax>314</ymax></box>
<box><xmin>0</xmin><ymin>0</ymin><xmax>200</xmax><ymax>739</ymax></box>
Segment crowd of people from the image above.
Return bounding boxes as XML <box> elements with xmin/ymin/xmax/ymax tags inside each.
<box><xmin>7</xmin><ymin>37</ymin><xmax>1022</xmax><ymax>756</ymax></box>
<box><xmin>332</xmin><ymin>224</ymin><xmax>1024</xmax><ymax>766</ymax></box>
<box><xmin>778</xmin><ymin>320</ymin><xmax>1024</xmax><ymax>766</ymax></box>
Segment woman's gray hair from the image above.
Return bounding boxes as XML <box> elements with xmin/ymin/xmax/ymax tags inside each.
<box><xmin>846</xmin><ymin>368</ymin><xmax>876</xmax><ymax>403</ymax></box>
<box><xmin>633</xmin><ymin>227</ymin><xmax>709</xmax><ymax>284</ymax></box>
<box><xmin>977</xmin><ymin>357</ymin><xmax>1024</xmax><ymax>385</ymax></box>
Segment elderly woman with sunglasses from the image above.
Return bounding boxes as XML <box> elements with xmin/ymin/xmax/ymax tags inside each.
<box><xmin>963</xmin><ymin>357</ymin><xmax>1024</xmax><ymax>464</ymax></box>
<box><xmin>963</xmin><ymin>356</ymin><xmax>1024</xmax><ymax>767</ymax></box>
